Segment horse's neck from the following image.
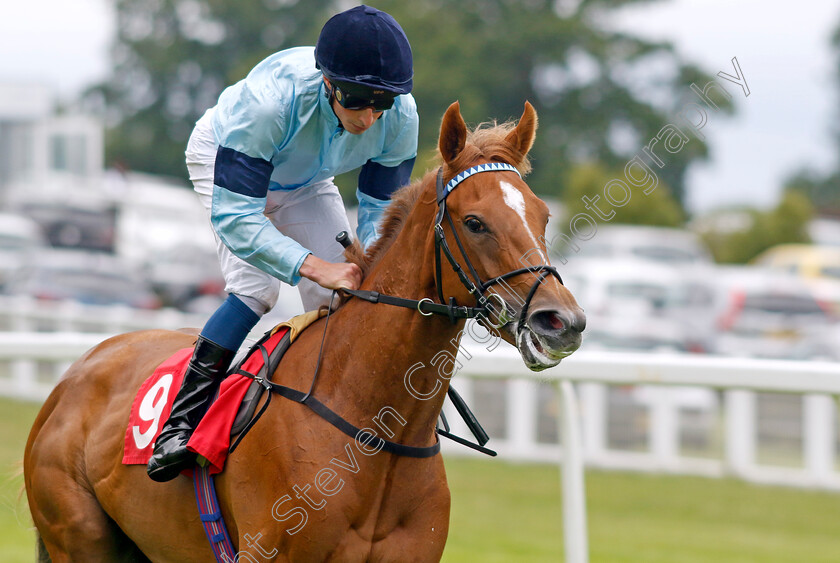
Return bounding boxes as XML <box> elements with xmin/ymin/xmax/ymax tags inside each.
<box><xmin>324</xmin><ymin>306</ymin><xmax>460</xmax><ymax>444</ymax></box>
<box><xmin>316</xmin><ymin>197</ymin><xmax>463</xmax><ymax>446</ymax></box>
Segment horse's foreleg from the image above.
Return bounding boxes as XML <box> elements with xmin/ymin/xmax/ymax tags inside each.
<box><xmin>367</xmin><ymin>480</ymin><xmax>451</xmax><ymax>563</ymax></box>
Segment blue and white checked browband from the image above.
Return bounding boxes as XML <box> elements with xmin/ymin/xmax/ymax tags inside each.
<box><xmin>444</xmin><ymin>162</ymin><xmax>521</xmax><ymax>197</ymax></box>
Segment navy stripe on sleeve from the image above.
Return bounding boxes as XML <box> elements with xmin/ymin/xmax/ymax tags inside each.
<box><xmin>358</xmin><ymin>158</ymin><xmax>416</xmax><ymax>200</ymax></box>
<box><xmin>214</xmin><ymin>146</ymin><xmax>273</xmax><ymax>198</ymax></box>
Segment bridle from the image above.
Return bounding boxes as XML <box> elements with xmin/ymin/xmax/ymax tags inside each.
<box><xmin>237</xmin><ymin>162</ymin><xmax>563</xmax><ymax>459</ymax></box>
<box><xmin>343</xmin><ymin>162</ymin><xmax>564</xmax><ymax>332</ymax></box>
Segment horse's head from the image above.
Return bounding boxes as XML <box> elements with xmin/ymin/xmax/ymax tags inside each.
<box><xmin>436</xmin><ymin>101</ymin><xmax>585</xmax><ymax>370</ymax></box>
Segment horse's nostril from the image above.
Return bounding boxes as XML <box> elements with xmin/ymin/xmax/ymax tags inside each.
<box><xmin>530</xmin><ymin>310</ymin><xmax>567</xmax><ymax>334</ymax></box>
<box><xmin>530</xmin><ymin>309</ymin><xmax>586</xmax><ymax>335</ymax></box>
<box><xmin>547</xmin><ymin>312</ymin><xmax>565</xmax><ymax>331</ymax></box>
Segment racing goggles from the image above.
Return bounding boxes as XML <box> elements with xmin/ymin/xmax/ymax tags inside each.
<box><xmin>332</xmin><ymin>81</ymin><xmax>396</xmax><ymax>111</ymax></box>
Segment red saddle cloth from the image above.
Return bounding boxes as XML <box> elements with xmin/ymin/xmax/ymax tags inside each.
<box><xmin>123</xmin><ymin>327</ymin><xmax>290</xmax><ymax>474</ymax></box>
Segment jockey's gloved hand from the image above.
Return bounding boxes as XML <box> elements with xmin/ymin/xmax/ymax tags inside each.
<box><xmin>298</xmin><ymin>254</ymin><xmax>362</xmax><ymax>293</ymax></box>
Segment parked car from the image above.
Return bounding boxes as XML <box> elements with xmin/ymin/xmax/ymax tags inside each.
<box><xmin>0</xmin><ymin>212</ymin><xmax>48</xmax><ymax>290</ymax></box>
<box><xmin>17</xmin><ymin>202</ymin><xmax>117</xmax><ymax>252</ymax></box>
<box><xmin>5</xmin><ymin>250</ymin><xmax>161</xmax><ymax>309</ymax></box>
<box><xmin>752</xmin><ymin>243</ymin><xmax>840</xmax><ymax>281</ymax></box>
<box><xmin>806</xmin><ymin>277</ymin><xmax>840</xmax><ymax>318</ymax></box>
<box><xmin>789</xmin><ymin>324</ymin><xmax>840</xmax><ymax>361</ymax></box>
<box><xmin>581</xmin><ymin>315</ymin><xmax>693</xmax><ymax>353</ymax></box>
<box><xmin>715</xmin><ymin>266</ymin><xmax>836</xmax><ymax>359</ymax></box>
<box><xmin>143</xmin><ymin>245</ymin><xmax>225</xmax><ymax>309</ymax></box>
<box><xmin>564</xmin><ymin>224</ymin><xmax>714</xmax><ymax>267</ymax></box>
<box><xmin>564</xmin><ymin>259</ymin><xmax>719</xmax><ymax>353</ymax></box>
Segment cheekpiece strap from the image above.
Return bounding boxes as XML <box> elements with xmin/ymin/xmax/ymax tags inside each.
<box><xmin>439</xmin><ymin>162</ymin><xmax>521</xmax><ymax>203</ymax></box>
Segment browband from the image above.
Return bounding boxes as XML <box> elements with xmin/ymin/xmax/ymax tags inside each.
<box><xmin>438</xmin><ymin>162</ymin><xmax>521</xmax><ymax>203</ymax></box>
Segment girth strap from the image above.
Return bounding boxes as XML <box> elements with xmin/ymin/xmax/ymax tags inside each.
<box><xmin>194</xmin><ymin>465</ymin><xmax>237</xmax><ymax>562</ymax></box>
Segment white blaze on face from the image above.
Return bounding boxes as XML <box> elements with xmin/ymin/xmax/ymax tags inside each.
<box><xmin>499</xmin><ymin>180</ymin><xmax>546</xmax><ymax>262</ymax></box>
<box><xmin>499</xmin><ymin>180</ymin><xmax>562</xmax><ymax>293</ymax></box>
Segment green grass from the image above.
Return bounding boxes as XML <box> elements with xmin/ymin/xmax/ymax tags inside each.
<box><xmin>441</xmin><ymin>458</ymin><xmax>840</xmax><ymax>562</ymax></box>
<box><xmin>0</xmin><ymin>398</ymin><xmax>40</xmax><ymax>563</ymax></box>
<box><xmin>4</xmin><ymin>396</ymin><xmax>840</xmax><ymax>562</ymax></box>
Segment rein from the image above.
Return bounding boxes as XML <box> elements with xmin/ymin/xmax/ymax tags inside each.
<box><xmin>234</xmin><ymin>162</ymin><xmax>561</xmax><ymax>459</ymax></box>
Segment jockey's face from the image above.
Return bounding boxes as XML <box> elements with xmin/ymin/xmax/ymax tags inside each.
<box><xmin>324</xmin><ymin>78</ymin><xmax>384</xmax><ymax>135</ymax></box>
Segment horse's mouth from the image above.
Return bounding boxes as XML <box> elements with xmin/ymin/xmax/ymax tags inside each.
<box><xmin>516</xmin><ymin>327</ymin><xmax>578</xmax><ymax>372</ymax></box>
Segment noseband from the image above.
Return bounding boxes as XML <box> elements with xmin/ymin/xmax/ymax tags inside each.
<box><xmin>432</xmin><ymin>164</ymin><xmax>564</xmax><ymax>331</ymax></box>
<box><xmin>344</xmin><ymin>162</ymin><xmax>562</xmax><ymax>331</ymax></box>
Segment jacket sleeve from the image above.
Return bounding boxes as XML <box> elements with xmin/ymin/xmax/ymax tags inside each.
<box><xmin>210</xmin><ymin>83</ymin><xmax>311</xmax><ymax>284</ymax></box>
<box><xmin>356</xmin><ymin>157</ymin><xmax>415</xmax><ymax>249</ymax></box>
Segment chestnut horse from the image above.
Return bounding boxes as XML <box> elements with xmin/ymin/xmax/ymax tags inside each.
<box><xmin>24</xmin><ymin>101</ymin><xmax>585</xmax><ymax>562</ymax></box>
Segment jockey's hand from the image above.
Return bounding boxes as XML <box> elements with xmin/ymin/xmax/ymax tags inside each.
<box><xmin>298</xmin><ymin>254</ymin><xmax>362</xmax><ymax>292</ymax></box>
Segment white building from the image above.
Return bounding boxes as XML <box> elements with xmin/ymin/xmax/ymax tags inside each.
<box><xmin>0</xmin><ymin>83</ymin><xmax>103</xmax><ymax>198</ymax></box>
<box><xmin>0</xmin><ymin>82</ymin><xmax>214</xmax><ymax>266</ymax></box>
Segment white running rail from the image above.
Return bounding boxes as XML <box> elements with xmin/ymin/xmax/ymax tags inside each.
<box><xmin>1</xmin><ymin>319</ymin><xmax>839</xmax><ymax>563</ymax></box>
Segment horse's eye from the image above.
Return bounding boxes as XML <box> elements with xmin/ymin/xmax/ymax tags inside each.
<box><xmin>464</xmin><ymin>216</ymin><xmax>486</xmax><ymax>233</ymax></box>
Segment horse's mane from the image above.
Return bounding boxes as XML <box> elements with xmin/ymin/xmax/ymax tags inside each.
<box><xmin>345</xmin><ymin>119</ymin><xmax>532</xmax><ymax>276</ymax></box>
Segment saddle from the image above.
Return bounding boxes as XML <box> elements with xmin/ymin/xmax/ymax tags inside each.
<box><xmin>229</xmin><ymin>309</ymin><xmax>326</xmax><ymax>436</ymax></box>
<box><xmin>122</xmin><ymin>310</ymin><xmax>324</xmax><ymax>472</ymax></box>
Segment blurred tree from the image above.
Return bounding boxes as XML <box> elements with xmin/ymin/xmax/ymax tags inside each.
<box><xmin>85</xmin><ymin>0</ymin><xmax>731</xmax><ymax>207</ymax></box>
<box><xmin>83</xmin><ymin>0</ymin><xmax>334</xmax><ymax>178</ymax></box>
<box><xmin>562</xmin><ymin>162</ymin><xmax>684</xmax><ymax>227</ymax></box>
<box><xmin>777</xmin><ymin>18</ymin><xmax>840</xmax><ymax>216</ymax></box>
<box><xmin>381</xmin><ymin>0</ymin><xmax>730</xmax><ymax>207</ymax></box>
<box><xmin>699</xmin><ymin>191</ymin><xmax>813</xmax><ymax>264</ymax></box>
<box><xmin>783</xmin><ymin>168</ymin><xmax>840</xmax><ymax>216</ymax></box>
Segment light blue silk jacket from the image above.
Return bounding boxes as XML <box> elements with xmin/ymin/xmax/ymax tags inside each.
<box><xmin>208</xmin><ymin>47</ymin><xmax>418</xmax><ymax>285</ymax></box>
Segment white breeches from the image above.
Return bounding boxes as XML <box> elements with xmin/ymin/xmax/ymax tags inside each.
<box><xmin>185</xmin><ymin>108</ymin><xmax>351</xmax><ymax>314</ymax></box>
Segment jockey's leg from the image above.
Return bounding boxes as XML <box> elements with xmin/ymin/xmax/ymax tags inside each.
<box><xmin>147</xmin><ymin>294</ymin><xmax>257</xmax><ymax>482</ymax></box>
<box><xmin>149</xmin><ymin>117</ymin><xmax>280</xmax><ymax>481</ymax></box>
<box><xmin>264</xmin><ymin>178</ymin><xmax>352</xmax><ymax>311</ymax></box>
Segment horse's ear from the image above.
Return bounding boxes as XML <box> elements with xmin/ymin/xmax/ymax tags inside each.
<box><xmin>439</xmin><ymin>101</ymin><xmax>467</xmax><ymax>164</ymax></box>
<box><xmin>505</xmin><ymin>101</ymin><xmax>538</xmax><ymax>158</ymax></box>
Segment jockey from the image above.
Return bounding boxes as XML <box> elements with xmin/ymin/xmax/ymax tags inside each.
<box><xmin>147</xmin><ymin>5</ymin><xmax>418</xmax><ymax>482</ymax></box>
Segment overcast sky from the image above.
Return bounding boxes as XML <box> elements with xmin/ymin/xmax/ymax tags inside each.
<box><xmin>0</xmin><ymin>0</ymin><xmax>113</xmax><ymax>97</ymax></box>
<box><xmin>616</xmin><ymin>0</ymin><xmax>840</xmax><ymax>213</ymax></box>
<box><xmin>2</xmin><ymin>0</ymin><xmax>839</xmax><ymax>214</ymax></box>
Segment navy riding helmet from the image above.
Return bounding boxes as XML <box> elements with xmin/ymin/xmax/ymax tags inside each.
<box><xmin>315</xmin><ymin>5</ymin><xmax>413</xmax><ymax>99</ymax></box>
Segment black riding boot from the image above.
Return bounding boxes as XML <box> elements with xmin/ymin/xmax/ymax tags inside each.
<box><xmin>146</xmin><ymin>336</ymin><xmax>235</xmax><ymax>482</ymax></box>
